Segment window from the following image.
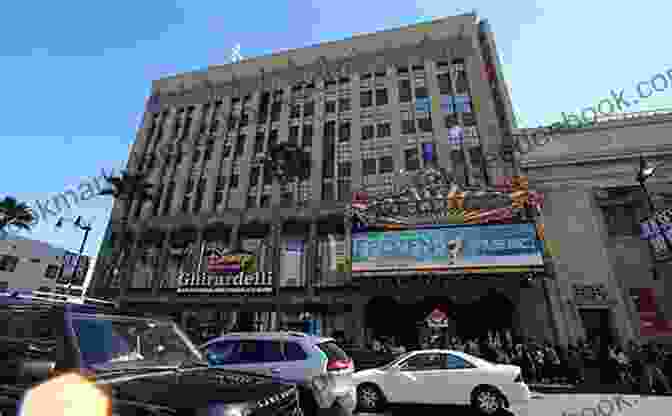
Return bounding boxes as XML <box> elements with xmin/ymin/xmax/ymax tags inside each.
<box><xmin>375</xmin><ymin>89</ymin><xmax>388</xmax><ymax>106</ymax></box>
<box><xmin>254</xmin><ymin>132</ymin><xmax>265</xmax><ymax>153</ymax></box>
<box><xmin>399</xmin><ymin>353</ymin><xmax>443</xmax><ymax>371</ymax></box>
<box><xmin>376</xmin><ymin>123</ymin><xmax>391</xmax><ymax>138</ymax></box>
<box><xmin>339</xmin><ymin>122</ymin><xmax>351</xmax><ymax>142</ymax></box>
<box><xmin>325</xmin><ymin>101</ymin><xmax>336</xmax><ymax>113</ymax></box>
<box><xmin>398</xmin><ymin>79</ymin><xmax>412</xmax><ymax>103</ymax></box>
<box><xmin>284</xmin><ymin>342</ymin><xmax>308</xmax><ymax>361</ymax></box>
<box><xmin>360</xmin><ymin>90</ymin><xmax>373</xmax><ymax>107</ymax></box>
<box><xmin>322</xmin><ymin>161</ymin><xmax>334</xmax><ymax>179</ymax></box>
<box><xmin>230</xmin><ymin>174</ymin><xmax>239</xmax><ymax>188</ymax></box>
<box><xmin>322</xmin><ymin>183</ymin><xmax>335</xmax><ymax>201</ymax></box>
<box><xmin>324</xmin><ymin>121</ymin><xmax>336</xmax><ymax>139</ymax></box>
<box><xmin>304</xmin><ymin>101</ymin><xmax>315</xmax><ymax>117</ymax></box>
<box><xmin>444</xmin><ymin>353</ymin><xmax>475</xmax><ymax>369</ymax></box>
<box><xmin>415</xmin><ymin>86</ymin><xmax>429</xmax><ymax>99</ymax></box>
<box><xmin>437</xmin><ymin>73</ymin><xmax>452</xmax><ymax>94</ymax></box>
<box><xmin>0</xmin><ymin>255</ymin><xmax>18</xmax><ymax>272</ymax></box>
<box><xmin>602</xmin><ymin>203</ymin><xmax>641</xmax><ymax>235</ymax></box>
<box><xmin>401</xmin><ymin>112</ymin><xmax>416</xmax><ymax>134</ymax></box>
<box><xmin>260</xmin><ymin>195</ymin><xmax>271</xmax><ymax>208</ymax></box>
<box><xmin>249</xmin><ymin>167</ymin><xmax>260</xmax><ymax>187</ymax></box>
<box><xmin>397</xmin><ymin>66</ymin><xmax>409</xmax><ymax>75</ymax></box>
<box><xmin>337</xmin><ymin>179</ymin><xmax>351</xmax><ymax>201</ymax></box>
<box><xmin>235</xmin><ymin>135</ymin><xmax>246</xmax><ymax>157</ymax></box>
<box><xmin>361</xmin><ymin>125</ymin><xmax>374</xmax><ymax>140</ymax></box>
<box><xmin>339</xmin><ymin>98</ymin><xmax>351</xmax><ymax>112</ymax></box>
<box><xmin>362</xmin><ymin>158</ymin><xmax>377</xmax><ymax>175</ymax></box>
<box><xmin>289</xmin><ymin>126</ymin><xmax>300</xmax><ymax>145</ymax></box>
<box><xmin>290</xmin><ymin>105</ymin><xmax>301</xmax><ymax>119</ymax></box>
<box><xmin>405</xmin><ymin>148</ymin><xmax>420</xmax><ymax>171</ymax></box>
<box><xmin>418</xmin><ymin>117</ymin><xmax>433</xmax><ymax>132</ymax></box>
<box><xmin>338</xmin><ymin>162</ymin><xmax>351</xmax><ymax>177</ymax></box>
<box><xmin>44</xmin><ymin>265</ymin><xmax>60</xmax><ymax>279</ymax></box>
<box><xmin>205</xmin><ymin>341</ymin><xmax>238</xmax><ymax>365</ymax></box>
<box><xmin>302</xmin><ymin>124</ymin><xmax>313</xmax><ymax>147</ymax></box>
<box><xmin>379</xmin><ymin>156</ymin><xmax>394</xmax><ymax>173</ymax></box>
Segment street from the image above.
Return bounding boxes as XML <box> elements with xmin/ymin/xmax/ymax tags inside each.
<box><xmin>356</xmin><ymin>393</ymin><xmax>672</xmax><ymax>416</ymax></box>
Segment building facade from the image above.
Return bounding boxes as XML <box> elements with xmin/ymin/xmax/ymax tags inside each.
<box><xmin>0</xmin><ymin>238</ymin><xmax>67</xmax><ymax>292</ymax></box>
<box><xmin>518</xmin><ymin>110</ymin><xmax>672</xmax><ymax>345</ymax></box>
<box><xmin>91</xmin><ymin>14</ymin><xmax>578</xmax><ymax>347</ymax></box>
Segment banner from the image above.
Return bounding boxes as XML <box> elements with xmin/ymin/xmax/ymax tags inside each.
<box><xmin>631</xmin><ymin>288</ymin><xmax>672</xmax><ymax>336</ymax></box>
<box><xmin>352</xmin><ymin>223</ymin><xmax>544</xmax><ymax>272</ymax></box>
<box><xmin>640</xmin><ymin>208</ymin><xmax>672</xmax><ymax>263</ymax></box>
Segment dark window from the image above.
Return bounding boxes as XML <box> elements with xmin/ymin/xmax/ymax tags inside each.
<box><xmin>379</xmin><ymin>156</ymin><xmax>394</xmax><ymax>173</ymax></box>
<box><xmin>360</xmin><ymin>90</ymin><xmax>373</xmax><ymax>107</ymax></box>
<box><xmin>223</xmin><ymin>144</ymin><xmax>231</xmax><ymax>158</ymax></box>
<box><xmin>324</xmin><ymin>121</ymin><xmax>336</xmax><ymax>139</ymax></box>
<box><xmin>216</xmin><ymin>176</ymin><xmax>227</xmax><ymax>190</ymax></box>
<box><xmin>337</xmin><ymin>179</ymin><xmax>351</xmax><ymax>201</ymax></box>
<box><xmin>284</xmin><ymin>342</ymin><xmax>308</xmax><ymax>361</ymax></box>
<box><xmin>375</xmin><ymin>89</ymin><xmax>388</xmax><ymax>106</ymax></box>
<box><xmin>268</xmin><ymin>130</ymin><xmax>278</xmax><ymax>149</ymax></box>
<box><xmin>397</xmin><ymin>66</ymin><xmax>409</xmax><ymax>75</ymax></box>
<box><xmin>192</xmin><ymin>149</ymin><xmax>201</xmax><ymax>165</ymax></box>
<box><xmin>186</xmin><ymin>178</ymin><xmax>195</xmax><ymax>193</ymax></box>
<box><xmin>230</xmin><ymin>174</ymin><xmax>239</xmax><ymax>188</ymax></box>
<box><xmin>361</xmin><ymin>125</ymin><xmax>374</xmax><ymax>140</ymax></box>
<box><xmin>304</xmin><ymin>101</ymin><xmax>315</xmax><ymax>117</ymax></box>
<box><xmin>362</xmin><ymin>158</ymin><xmax>377</xmax><ymax>175</ymax></box>
<box><xmin>339</xmin><ymin>98</ymin><xmax>351</xmax><ymax>112</ymax></box>
<box><xmin>0</xmin><ymin>255</ymin><xmax>18</xmax><ymax>272</ymax></box>
<box><xmin>44</xmin><ymin>265</ymin><xmax>60</xmax><ymax>279</ymax></box>
<box><xmin>360</xmin><ymin>73</ymin><xmax>372</xmax><ymax>80</ymax></box>
<box><xmin>325</xmin><ymin>101</ymin><xmax>336</xmax><ymax>113</ymax></box>
<box><xmin>444</xmin><ymin>353</ymin><xmax>476</xmax><ymax>369</ymax></box>
<box><xmin>339</xmin><ymin>122</ymin><xmax>351</xmax><ymax>142</ymax></box>
<box><xmin>317</xmin><ymin>341</ymin><xmax>349</xmax><ymax>361</ymax></box>
<box><xmin>302</xmin><ymin>125</ymin><xmax>313</xmax><ymax>147</ymax></box>
<box><xmin>398</xmin><ymin>80</ymin><xmax>412</xmax><ymax>102</ymax></box>
<box><xmin>181</xmin><ymin>197</ymin><xmax>190</xmax><ymax>212</ymax></box>
<box><xmin>235</xmin><ymin>135</ymin><xmax>246</xmax><ymax>157</ymax></box>
<box><xmin>338</xmin><ymin>162</ymin><xmax>351</xmax><ymax>177</ymax></box>
<box><xmin>246</xmin><ymin>196</ymin><xmax>257</xmax><ymax>208</ymax></box>
<box><xmin>376</xmin><ymin>123</ymin><xmax>391</xmax><ymax>138</ymax></box>
<box><xmin>400</xmin><ymin>353</ymin><xmax>443</xmax><ymax>371</ymax></box>
<box><xmin>322</xmin><ymin>183</ymin><xmax>335</xmax><ymax>201</ymax></box>
<box><xmin>405</xmin><ymin>148</ymin><xmax>420</xmax><ymax>171</ymax></box>
<box><xmin>402</xmin><ymin>118</ymin><xmax>416</xmax><ymax>134</ymax></box>
<box><xmin>254</xmin><ymin>132</ymin><xmax>265</xmax><ymax>153</ymax></box>
<box><xmin>290</xmin><ymin>105</ymin><xmax>301</xmax><ymax>119</ymax></box>
<box><xmin>289</xmin><ymin>126</ymin><xmax>300</xmax><ymax>145</ymax></box>
<box><xmin>249</xmin><ymin>167</ymin><xmax>260</xmax><ymax>187</ymax></box>
<box><xmin>418</xmin><ymin>117</ymin><xmax>433</xmax><ymax>132</ymax></box>
<box><xmin>437</xmin><ymin>73</ymin><xmax>452</xmax><ymax>94</ymax></box>
<box><xmin>260</xmin><ymin>195</ymin><xmax>271</xmax><ymax>208</ymax></box>
<box><xmin>415</xmin><ymin>86</ymin><xmax>429</xmax><ymax>99</ymax></box>
<box><xmin>322</xmin><ymin>161</ymin><xmax>334</xmax><ymax>179</ymax></box>
<box><xmin>602</xmin><ymin>203</ymin><xmax>641</xmax><ymax>235</ymax></box>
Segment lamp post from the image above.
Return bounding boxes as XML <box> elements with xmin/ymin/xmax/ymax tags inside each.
<box><xmin>56</xmin><ymin>216</ymin><xmax>93</xmax><ymax>290</ymax></box>
<box><xmin>636</xmin><ymin>156</ymin><xmax>672</xmax><ymax>258</ymax></box>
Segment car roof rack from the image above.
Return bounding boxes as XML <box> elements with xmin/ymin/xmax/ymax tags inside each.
<box><xmin>0</xmin><ymin>289</ymin><xmax>119</xmax><ymax>308</ymax></box>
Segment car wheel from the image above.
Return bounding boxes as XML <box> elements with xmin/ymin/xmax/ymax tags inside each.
<box><xmin>356</xmin><ymin>384</ymin><xmax>384</xmax><ymax>413</ymax></box>
<box><xmin>471</xmin><ymin>386</ymin><xmax>504</xmax><ymax>415</ymax></box>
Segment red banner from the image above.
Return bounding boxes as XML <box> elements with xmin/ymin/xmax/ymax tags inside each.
<box><xmin>633</xmin><ymin>288</ymin><xmax>672</xmax><ymax>336</ymax></box>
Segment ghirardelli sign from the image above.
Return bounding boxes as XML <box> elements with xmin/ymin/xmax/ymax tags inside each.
<box><xmin>177</xmin><ymin>271</ymin><xmax>273</xmax><ymax>294</ymax></box>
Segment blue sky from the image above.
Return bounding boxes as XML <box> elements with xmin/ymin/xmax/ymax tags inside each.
<box><xmin>1</xmin><ymin>0</ymin><xmax>670</xmax><ymax>257</ymax></box>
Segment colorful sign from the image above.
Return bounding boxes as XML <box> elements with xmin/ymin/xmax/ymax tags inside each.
<box><xmin>352</xmin><ymin>223</ymin><xmax>544</xmax><ymax>272</ymax></box>
<box><xmin>640</xmin><ymin>210</ymin><xmax>672</xmax><ymax>263</ymax></box>
<box><xmin>426</xmin><ymin>308</ymin><xmax>449</xmax><ymax>328</ymax></box>
<box><xmin>204</xmin><ymin>247</ymin><xmax>256</xmax><ymax>274</ymax></box>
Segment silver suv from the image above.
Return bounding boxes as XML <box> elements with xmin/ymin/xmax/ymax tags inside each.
<box><xmin>200</xmin><ymin>332</ymin><xmax>355</xmax><ymax>416</ymax></box>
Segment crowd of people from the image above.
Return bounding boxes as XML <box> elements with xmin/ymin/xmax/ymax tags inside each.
<box><xmin>364</xmin><ymin>331</ymin><xmax>672</xmax><ymax>395</ymax></box>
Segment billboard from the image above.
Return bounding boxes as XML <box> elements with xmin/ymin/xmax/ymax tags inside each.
<box><xmin>352</xmin><ymin>223</ymin><xmax>544</xmax><ymax>272</ymax></box>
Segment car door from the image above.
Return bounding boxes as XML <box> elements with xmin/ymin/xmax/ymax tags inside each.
<box><xmin>0</xmin><ymin>307</ymin><xmax>59</xmax><ymax>416</ymax></box>
<box><xmin>434</xmin><ymin>353</ymin><xmax>479</xmax><ymax>405</ymax></box>
<box><xmin>383</xmin><ymin>352</ymin><xmax>443</xmax><ymax>404</ymax></box>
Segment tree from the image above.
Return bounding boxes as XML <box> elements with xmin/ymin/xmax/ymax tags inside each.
<box><xmin>99</xmin><ymin>166</ymin><xmax>154</xmax><ymax>300</ymax></box>
<box><xmin>0</xmin><ymin>196</ymin><xmax>35</xmax><ymax>235</ymax></box>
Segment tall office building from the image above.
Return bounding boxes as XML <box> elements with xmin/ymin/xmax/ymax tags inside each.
<box><xmin>92</xmin><ymin>14</ymin><xmax>562</xmax><ymax>346</ymax></box>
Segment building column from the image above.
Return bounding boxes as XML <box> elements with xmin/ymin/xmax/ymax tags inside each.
<box><xmin>310</xmin><ymin>80</ymin><xmax>325</xmax><ymax>203</ymax></box>
<box><xmin>426</xmin><ymin>59</ymin><xmax>454</xmax><ymax>173</ymax></box>
<box><xmin>305</xmin><ymin>221</ymin><xmax>318</xmax><ymax>297</ymax></box>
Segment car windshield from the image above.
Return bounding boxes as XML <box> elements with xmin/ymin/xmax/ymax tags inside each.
<box><xmin>71</xmin><ymin>314</ymin><xmax>204</xmax><ymax>370</ymax></box>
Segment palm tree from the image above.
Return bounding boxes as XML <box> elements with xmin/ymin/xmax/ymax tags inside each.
<box><xmin>256</xmin><ymin>142</ymin><xmax>312</xmax><ymax>326</ymax></box>
<box><xmin>0</xmin><ymin>196</ymin><xmax>35</xmax><ymax>236</ymax></box>
<box><xmin>99</xmin><ymin>167</ymin><xmax>154</xmax><ymax>300</ymax></box>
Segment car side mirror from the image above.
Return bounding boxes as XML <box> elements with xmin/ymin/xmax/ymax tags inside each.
<box><xmin>20</xmin><ymin>360</ymin><xmax>56</xmax><ymax>381</ymax></box>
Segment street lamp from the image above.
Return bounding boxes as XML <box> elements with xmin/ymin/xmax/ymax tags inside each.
<box><xmin>56</xmin><ymin>216</ymin><xmax>93</xmax><ymax>290</ymax></box>
<box><xmin>635</xmin><ymin>156</ymin><xmax>672</xmax><ymax>263</ymax></box>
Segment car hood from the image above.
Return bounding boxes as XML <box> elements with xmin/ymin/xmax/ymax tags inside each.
<box><xmin>95</xmin><ymin>367</ymin><xmax>295</xmax><ymax>413</ymax></box>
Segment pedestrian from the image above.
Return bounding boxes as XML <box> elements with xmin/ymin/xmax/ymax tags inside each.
<box><xmin>640</xmin><ymin>343</ymin><xmax>672</xmax><ymax>394</ymax></box>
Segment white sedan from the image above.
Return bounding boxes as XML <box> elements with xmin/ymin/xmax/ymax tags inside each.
<box><xmin>353</xmin><ymin>349</ymin><xmax>530</xmax><ymax>415</ymax></box>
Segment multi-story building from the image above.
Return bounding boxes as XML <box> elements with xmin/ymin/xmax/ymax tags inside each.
<box><xmin>517</xmin><ymin>109</ymin><xmax>672</xmax><ymax>345</ymax></box>
<box><xmin>0</xmin><ymin>237</ymin><xmax>67</xmax><ymax>292</ymax></box>
<box><xmin>91</xmin><ymin>14</ymin><xmax>582</xmax><ymax>347</ymax></box>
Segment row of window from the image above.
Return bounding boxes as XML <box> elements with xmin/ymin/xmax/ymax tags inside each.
<box><xmin>0</xmin><ymin>255</ymin><xmax>62</xmax><ymax>279</ymax></box>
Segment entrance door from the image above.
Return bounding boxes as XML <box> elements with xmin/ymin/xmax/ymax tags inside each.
<box><xmin>579</xmin><ymin>308</ymin><xmax>614</xmax><ymax>345</ymax></box>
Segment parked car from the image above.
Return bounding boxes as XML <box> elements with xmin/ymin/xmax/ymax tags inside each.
<box><xmin>0</xmin><ymin>289</ymin><xmax>302</xmax><ymax>416</ymax></box>
<box><xmin>200</xmin><ymin>332</ymin><xmax>356</xmax><ymax>416</ymax></box>
<box><xmin>352</xmin><ymin>349</ymin><xmax>530</xmax><ymax>415</ymax></box>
